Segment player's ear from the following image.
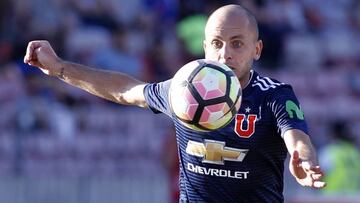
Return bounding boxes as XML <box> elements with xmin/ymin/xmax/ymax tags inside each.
<box><xmin>254</xmin><ymin>39</ymin><xmax>263</xmax><ymax>61</ymax></box>
<box><xmin>203</xmin><ymin>40</ymin><xmax>207</xmax><ymax>55</ymax></box>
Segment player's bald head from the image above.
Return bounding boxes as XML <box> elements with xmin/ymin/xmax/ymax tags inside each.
<box><xmin>205</xmin><ymin>4</ymin><xmax>259</xmax><ymax>41</ymax></box>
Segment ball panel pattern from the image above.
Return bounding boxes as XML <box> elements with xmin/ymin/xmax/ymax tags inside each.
<box><xmin>192</xmin><ymin>67</ymin><xmax>226</xmax><ymax>100</ymax></box>
<box><xmin>169</xmin><ymin>59</ymin><xmax>242</xmax><ymax>131</ymax></box>
<box><xmin>171</xmin><ymin>86</ymin><xmax>199</xmax><ymax>121</ymax></box>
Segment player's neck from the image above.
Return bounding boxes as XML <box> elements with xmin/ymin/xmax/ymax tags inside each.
<box><xmin>240</xmin><ymin>70</ymin><xmax>253</xmax><ymax>89</ymax></box>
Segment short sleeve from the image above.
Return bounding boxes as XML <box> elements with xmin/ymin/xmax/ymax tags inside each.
<box><xmin>143</xmin><ymin>79</ymin><xmax>172</xmax><ymax>117</ymax></box>
<box><xmin>268</xmin><ymin>86</ymin><xmax>309</xmax><ymax>137</ymax></box>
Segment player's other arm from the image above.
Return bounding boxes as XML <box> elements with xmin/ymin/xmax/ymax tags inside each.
<box><xmin>24</xmin><ymin>40</ymin><xmax>147</xmax><ymax>107</ymax></box>
<box><xmin>284</xmin><ymin>129</ymin><xmax>326</xmax><ymax>189</ymax></box>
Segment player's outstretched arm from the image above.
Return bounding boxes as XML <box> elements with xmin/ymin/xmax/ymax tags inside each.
<box><xmin>24</xmin><ymin>40</ymin><xmax>147</xmax><ymax>107</ymax></box>
<box><xmin>284</xmin><ymin>129</ymin><xmax>326</xmax><ymax>189</ymax></box>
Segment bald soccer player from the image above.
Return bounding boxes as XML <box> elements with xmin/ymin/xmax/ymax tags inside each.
<box><xmin>24</xmin><ymin>4</ymin><xmax>325</xmax><ymax>203</ymax></box>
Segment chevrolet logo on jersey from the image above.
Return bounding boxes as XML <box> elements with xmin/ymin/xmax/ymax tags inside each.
<box><xmin>186</xmin><ymin>140</ymin><xmax>248</xmax><ymax>165</ymax></box>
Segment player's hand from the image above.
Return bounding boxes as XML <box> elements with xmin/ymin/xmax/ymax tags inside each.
<box><xmin>24</xmin><ymin>40</ymin><xmax>62</xmax><ymax>76</ymax></box>
<box><xmin>289</xmin><ymin>150</ymin><xmax>326</xmax><ymax>189</ymax></box>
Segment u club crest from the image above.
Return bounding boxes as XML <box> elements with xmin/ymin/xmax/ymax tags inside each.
<box><xmin>234</xmin><ymin>106</ymin><xmax>260</xmax><ymax>138</ymax></box>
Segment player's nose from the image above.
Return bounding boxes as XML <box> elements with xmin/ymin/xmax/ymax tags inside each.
<box><xmin>218</xmin><ymin>44</ymin><xmax>232</xmax><ymax>63</ymax></box>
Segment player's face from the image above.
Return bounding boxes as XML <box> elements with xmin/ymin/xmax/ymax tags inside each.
<box><xmin>204</xmin><ymin>16</ymin><xmax>262</xmax><ymax>85</ymax></box>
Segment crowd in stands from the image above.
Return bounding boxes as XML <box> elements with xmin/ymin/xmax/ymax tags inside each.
<box><xmin>0</xmin><ymin>0</ymin><xmax>359</xmax><ymax>199</ymax></box>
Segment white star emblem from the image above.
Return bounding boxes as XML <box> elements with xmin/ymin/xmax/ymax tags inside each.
<box><xmin>245</xmin><ymin>107</ymin><xmax>251</xmax><ymax>113</ymax></box>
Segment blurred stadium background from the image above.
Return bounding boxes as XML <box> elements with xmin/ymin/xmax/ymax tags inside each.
<box><xmin>0</xmin><ymin>0</ymin><xmax>360</xmax><ymax>202</ymax></box>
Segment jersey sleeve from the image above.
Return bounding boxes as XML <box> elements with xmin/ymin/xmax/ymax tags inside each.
<box><xmin>143</xmin><ymin>79</ymin><xmax>172</xmax><ymax>117</ymax></box>
<box><xmin>268</xmin><ymin>85</ymin><xmax>309</xmax><ymax>137</ymax></box>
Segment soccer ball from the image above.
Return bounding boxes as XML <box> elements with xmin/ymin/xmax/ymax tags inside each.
<box><xmin>169</xmin><ymin>59</ymin><xmax>242</xmax><ymax>131</ymax></box>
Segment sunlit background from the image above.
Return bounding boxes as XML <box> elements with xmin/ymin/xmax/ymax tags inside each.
<box><xmin>0</xmin><ymin>0</ymin><xmax>360</xmax><ymax>202</ymax></box>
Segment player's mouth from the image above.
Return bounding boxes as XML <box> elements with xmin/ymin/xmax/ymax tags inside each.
<box><xmin>222</xmin><ymin>62</ymin><xmax>236</xmax><ymax>71</ymax></box>
<box><xmin>228</xmin><ymin>66</ymin><xmax>236</xmax><ymax>70</ymax></box>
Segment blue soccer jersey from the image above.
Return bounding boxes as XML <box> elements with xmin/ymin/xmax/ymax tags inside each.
<box><xmin>144</xmin><ymin>70</ymin><xmax>308</xmax><ymax>203</ymax></box>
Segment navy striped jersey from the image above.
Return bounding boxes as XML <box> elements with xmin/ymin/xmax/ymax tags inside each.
<box><xmin>143</xmin><ymin>70</ymin><xmax>308</xmax><ymax>203</ymax></box>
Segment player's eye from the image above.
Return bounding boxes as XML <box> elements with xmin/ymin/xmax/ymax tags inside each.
<box><xmin>211</xmin><ymin>40</ymin><xmax>223</xmax><ymax>49</ymax></box>
<box><xmin>231</xmin><ymin>40</ymin><xmax>243</xmax><ymax>49</ymax></box>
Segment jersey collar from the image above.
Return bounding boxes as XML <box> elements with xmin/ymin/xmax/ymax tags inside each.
<box><xmin>242</xmin><ymin>70</ymin><xmax>255</xmax><ymax>90</ymax></box>
<box><xmin>242</xmin><ymin>70</ymin><xmax>257</xmax><ymax>95</ymax></box>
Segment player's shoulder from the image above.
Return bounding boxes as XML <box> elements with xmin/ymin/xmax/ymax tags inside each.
<box><xmin>251</xmin><ymin>70</ymin><xmax>292</xmax><ymax>92</ymax></box>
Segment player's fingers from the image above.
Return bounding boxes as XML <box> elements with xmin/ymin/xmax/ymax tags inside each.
<box><xmin>24</xmin><ymin>41</ymin><xmax>43</xmax><ymax>63</ymax></box>
<box><xmin>313</xmin><ymin>181</ymin><xmax>326</xmax><ymax>188</ymax></box>
<box><xmin>24</xmin><ymin>43</ymin><xmax>36</xmax><ymax>63</ymax></box>
<box><xmin>311</xmin><ymin>166</ymin><xmax>322</xmax><ymax>173</ymax></box>
<box><xmin>306</xmin><ymin>165</ymin><xmax>324</xmax><ymax>176</ymax></box>
<box><xmin>311</xmin><ymin>173</ymin><xmax>323</xmax><ymax>180</ymax></box>
<box><xmin>300</xmin><ymin>160</ymin><xmax>317</xmax><ymax>173</ymax></box>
